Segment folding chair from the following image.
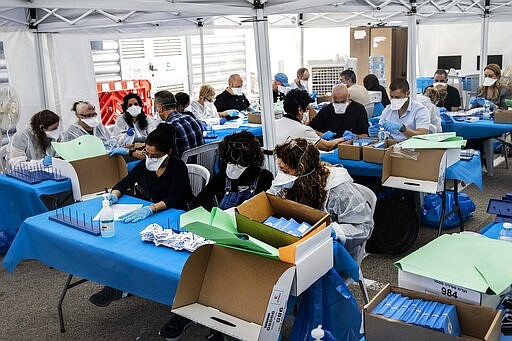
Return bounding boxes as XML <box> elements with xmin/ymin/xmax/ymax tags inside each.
<box><xmin>186</xmin><ymin>164</ymin><xmax>210</xmax><ymax>196</ymax></box>
<box><xmin>181</xmin><ymin>142</ymin><xmax>220</xmax><ymax>176</ymax></box>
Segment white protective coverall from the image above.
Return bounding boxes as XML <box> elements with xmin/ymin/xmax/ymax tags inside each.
<box><xmin>7</xmin><ymin>126</ymin><xmax>57</xmax><ymax>168</ymax></box>
<box><xmin>60</xmin><ymin>122</ymin><xmax>112</xmax><ymax>144</ymax></box>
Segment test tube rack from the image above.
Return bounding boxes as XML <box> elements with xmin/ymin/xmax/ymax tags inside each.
<box><xmin>49</xmin><ymin>207</ymin><xmax>101</xmax><ymax>236</ymax></box>
<box><xmin>6</xmin><ymin>164</ymin><xmax>68</xmax><ymax>184</ymax></box>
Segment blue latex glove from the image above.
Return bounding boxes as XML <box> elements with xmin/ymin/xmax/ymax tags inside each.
<box><xmin>219</xmin><ymin>117</ymin><xmax>227</xmax><ymax>125</ymax></box>
<box><xmin>105</xmin><ymin>193</ymin><xmax>118</xmax><ymax>205</ymax></box>
<box><xmin>368</xmin><ymin>124</ymin><xmax>380</xmax><ymax>137</ymax></box>
<box><xmin>321</xmin><ymin>130</ymin><xmax>337</xmax><ymax>140</ymax></box>
<box><xmin>342</xmin><ymin>130</ymin><xmax>356</xmax><ymax>141</ymax></box>
<box><xmin>226</xmin><ymin>109</ymin><xmax>239</xmax><ymax>118</ymax></box>
<box><xmin>310</xmin><ymin>91</ymin><xmax>318</xmax><ymax>100</ymax></box>
<box><xmin>469</xmin><ymin>96</ymin><xmax>485</xmax><ymax>107</ymax></box>
<box><xmin>200</xmin><ymin>120</ymin><xmax>208</xmax><ymax>131</ymax></box>
<box><xmin>42</xmin><ymin>155</ymin><xmax>52</xmax><ymax>167</ymax></box>
<box><xmin>108</xmin><ymin>147</ymin><xmax>129</xmax><ymax>156</ymax></box>
<box><xmin>119</xmin><ymin>206</ymin><xmax>153</xmax><ymax>223</ymax></box>
<box><xmin>383</xmin><ymin>121</ymin><xmax>401</xmax><ymax>131</ymax></box>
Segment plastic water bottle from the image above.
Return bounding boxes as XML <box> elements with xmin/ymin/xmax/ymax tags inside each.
<box><xmin>499</xmin><ymin>222</ymin><xmax>512</xmax><ymax>242</ymax></box>
<box><xmin>483</xmin><ymin>101</ymin><xmax>491</xmax><ymax>120</ymax></box>
<box><xmin>311</xmin><ymin>325</ymin><xmax>324</xmax><ymax>340</ymax></box>
<box><xmin>99</xmin><ymin>197</ymin><xmax>115</xmax><ymax>238</ymax></box>
<box><xmin>117</xmin><ymin>128</ymin><xmax>135</xmax><ymax>147</ymax></box>
<box><xmin>378</xmin><ymin>127</ymin><xmax>388</xmax><ymax>141</ymax></box>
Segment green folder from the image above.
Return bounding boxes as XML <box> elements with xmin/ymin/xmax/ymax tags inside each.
<box><xmin>400</xmin><ymin>133</ymin><xmax>466</xmax><ymax>150</ymax></box>
<box><xmin>395</xmin><ymin>234</ymin><xmax>512</xmax><ymax>294</ymax></box>
<box><xmin>52</xmin><ymin>135</ymin><xmax>107</xmax><ymax>161</ymax></box>
<box><xmin>180</xmin><ymin>207</ymin><xmax>279</xmax><ymax>259</ymax></box>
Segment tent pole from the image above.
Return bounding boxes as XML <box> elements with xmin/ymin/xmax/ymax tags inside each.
<box><xmin>407</xmin><ymin>0</ymin><xmax>418</xmax><ymax>98</ymax></box>
<box><xmin>34</xmin><ymin>32</ymin><xmax>48</xmax><ymax>108</ymax></box>
<box><xmin>299</xmin><ymin>13</ymin><xmax>304</xmax><ymax>67</ymax></box>
<box><xmin>198</xmin><ymin>19</ymin><xmax>206</xmax><ymax>84</ymax></box>
<box><xmin>479</xmin><ymin>0</ymin><xmax>490</xmax><ymax>84</ymax></box>
<box><xmin>253</xmin><ymin>5</ymin><xmax>277</xmax><ymax>174</ymax></box>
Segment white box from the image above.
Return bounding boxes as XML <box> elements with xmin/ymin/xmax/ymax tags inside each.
<box><xmin>368</xmin><ymin>90</ymin><xmax>382</xmax><ymax>103</ymax></box>
<box><xmin>446</xmin><ymin>148</ymin><xmax>461</xmax><ymax>167</ymax></box>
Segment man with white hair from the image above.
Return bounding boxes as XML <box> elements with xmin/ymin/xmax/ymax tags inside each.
<box><xmin>61</xmin><ymin>101</ymin><xmax>112</xmax><ymax>143</ymax></box>
<box><xmin>309</xmin><ymin>84</ymin><xmax>369</xmax><ymax>139</ymax></box>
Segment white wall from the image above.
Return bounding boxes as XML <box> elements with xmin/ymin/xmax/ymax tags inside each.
<box><xmin>417</xmin><ymin>22</ymin><xmax>512</xmax><ymax>77</ymax></box>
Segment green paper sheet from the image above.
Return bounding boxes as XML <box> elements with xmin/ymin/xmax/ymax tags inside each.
<box><xmin>412</xmin><ymin>132</ymin><xmax>457</xmax><ymax>142</ymax></box>
<box><xmin>400</xmin><ymin>136</ymin><xmax>466</xmax><ymax>150</ymax></box>
<box><xmin>52</xmin><ymin>135</ymin><xmax>106</xmax><ymax>161</ymax></box>
<box><xmin>180</xmin><ymin>207</ymin><xmax>237</xmax><ymax>234</ymax></box>
<box><xmin>395</xmin><ymin>234</ymin><xmax>512</xmax><ymax>294</ymax></box>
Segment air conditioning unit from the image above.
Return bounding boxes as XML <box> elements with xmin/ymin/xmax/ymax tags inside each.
<box><xmin>309</xmin><ymin>58</ymin><xmax>357</xmax><ymax>96</ymax></box>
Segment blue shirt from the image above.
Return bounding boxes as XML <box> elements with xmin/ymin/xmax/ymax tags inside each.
<box><xmin>165</xmin><ymin>112</ymin><xmax>204</xmax><ymax>156</ymax></box>
<box><xmin>379</xmin><ymin>98</ymin><xmax>430</xmax><ymax>140</ymax></box>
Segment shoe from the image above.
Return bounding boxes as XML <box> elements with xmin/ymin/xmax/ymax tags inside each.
<box><xmin>159</xmin><ymin>314</ymin><xmax>192</xmax><ymax>341</ymax></box>
<box><xmin>88</xmin><ymin>286</ymin><xmax>123</xmax><ymax>307</ymax></box>
<box><xmin>206</xmin><ymin>329</ymin><xmax>226</xmax><ymax>341</ymax></box>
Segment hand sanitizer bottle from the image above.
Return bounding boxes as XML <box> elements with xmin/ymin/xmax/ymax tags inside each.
<box><xmin>99</xmin><ymin>197</ymin><xmax>115</xmax><ymax>238</ymax></box>
<box><xmin>311</xmin><ymin>325</ymin><xmax>324</xmax><ymax>340</ymax></box>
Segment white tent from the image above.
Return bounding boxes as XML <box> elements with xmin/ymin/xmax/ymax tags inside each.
<box><xmin>1</xmin><ymin>0</ymin><xmax>511</xmax><ymax>170</ymax></box>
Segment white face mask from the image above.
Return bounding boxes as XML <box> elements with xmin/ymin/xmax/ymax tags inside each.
<box><xmin>277</xmin><ymin>85</ymin><xmax>290</xmax><ymax>94</ymax></box>
<box><xmin>300</xmin><ymin>80</ymin><xmax>309</xmax><ymax>89</ymax></box>
<box><xmin>333</xmin><ymin>102</ymin><xmax>348</xmax><ymax>114</ymax></box>
<box><xmin>45</xmin><ymin>129</ymin><xmax>61</xmax><ymax>140</ymax></box>
<box><xmin>231</xmin><ymin>87</ymin><xmax>243</xmax><ymax>96</ymax></box>
<box><xmin>272</xmin><ymin>171</ymin><xmax>298</xmax><ymax>190</ymax></box>
<box><xmin>81</xmin><ymin>116</ymin><xmax>100</xmax><ymax>128</ymax></box>
<box><xmin>145</xmin><ymin>154</ymin><xmax>168</xmax><ymax>172</ymax></box>
<box><xmin>226</xmin><ymin>163</ymin><xmax>247</xmax><ymax>180</ymax></box>
<box><xmin>205</xmin><ymin>102</ymin><xmax>216</xmax><ymax>114</ymax></box>
<box><xmin>483</xmin><ymin>77</ymin><xmax>497</xmax><ymax>87</ymax></box>
<box><xmin>390</xmin><ymin>98</ymin><xmax>408</xmax><ymax>110</ymax></box>
<box><xmin>127</xmin><ymin>105</ymin><xmax>141</xmax><ymax>117</ymax></box>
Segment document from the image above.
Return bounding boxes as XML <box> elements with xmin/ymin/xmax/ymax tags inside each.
<box><xmin>52</xmin><ymin>135</ymin><xmax>107</xmax><ymax>161</ymax></box>
<box><xmin>93</xmin><ymin>204</ymin><xmax>143</xmax><ymax>221</ymax></box>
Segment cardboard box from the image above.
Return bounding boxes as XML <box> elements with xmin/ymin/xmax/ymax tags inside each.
<box><xmin>248</xmin><ymin>112</ymin><xmax>262</xmax><ymax>124</ymax></box>
<box><xmin>398</xmin><ymin>270</ymin><xmax>510</xmax><ymax>308</ymax></box>
<box><xmin>381</xmin><ymin>148</ymin><xmax>449</xmax><ymax>194</ymax></box>
<box><xmin>53</xmin><ymin>154</ymin><xmax>128</xmax><ymax>201</ymax></box>
<box><xmin>494</xmin><ymin>110</ymin><xmax>512</xmax><ymax>123</ymax></box>
<box><xmin>236</xmin><ymin>192</ymin><xmax>333</xmax><ymax>295</ymax></box>
<box><xmin>362</xmin><ymin>139</ymin><xmax>398</xmax><ymax>164</ymax></box>
<box><xmin>445</xmin><ymin>148</ymin><xmax>461</xmax><ymax>168</ymax></box>
<box><xmin>364</xmin><ymin>284</ymin><xmax>502</xmax><ymax>341</ymax></box>
<box><xmin>172</xmin><ymin>244</ymin><xmax>295</xmax><ymax>341</ymax></box>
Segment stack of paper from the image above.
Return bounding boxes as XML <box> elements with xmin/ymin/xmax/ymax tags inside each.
<box><xmin>400</xmin><ymin>132</ymin><xmax>466</xmax><ymax>150</ymax></box>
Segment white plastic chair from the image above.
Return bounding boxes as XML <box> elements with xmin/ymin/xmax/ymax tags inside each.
<box><xmin>364</xmin><ymin>102</ymin><xmax>375</xmax><ymax>119</ymax></box>
<box><xmin>186</xmin><ymin>164</ymin><xmax>210</xmax><ymax>196</ymax></box>
<box><xmin>0</xmin><ymin>144</ymin><xmax>8</xmax><ymax>173</ymax></box>
<box><xmin>346</xmin><ymin>183</ymin><xmax>377</xmax><ymax>304</ymax></box>
<box><xmin>181</xmin><ymin>142</ymin><xmax>220</xmax><ymax>175</ymax></box>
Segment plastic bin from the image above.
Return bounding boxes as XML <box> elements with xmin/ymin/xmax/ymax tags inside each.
<box><xmin>416</xmin><ymin>77</ymin><xmax>434</xmax><ymax>94</ymax></box>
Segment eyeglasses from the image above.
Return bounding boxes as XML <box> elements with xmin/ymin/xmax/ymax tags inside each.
<box><xmin>204</xmin><ymin>97</ymin><xmax>213</xmax><ymax>102</ymax></box>
<box><xmin>79</xmin><ymin>112</ymin><xmax>97</xmax><ymax>119</ymax></box>
<box><xmin>142</xmin><ymin>148</ymin><xmax>167</xmax><ymax>159</ymax></box>
<box><xmin>434</xmin><ymin>79</ymin><xmax>447</xmax><ymax>83</ymax></box>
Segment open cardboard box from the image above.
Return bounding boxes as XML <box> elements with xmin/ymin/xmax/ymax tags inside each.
<box><xmin>53</xmin><ymin>154</ymin><xmax>128</xmax><ymax>201</ymax></box>
<box><xmin>381</xmin><ymin>147</ymin><xmax>449</xmax><ymax>194</ymax></box>
<box><xmin>248</xmin><ymin>112</ymin><xmax>262</xmax><ymax>124</ymax></box>
<box><xmin>364</xmin><ymin>284</ymin><xmax>502</xmax><ymax>341</ymax></box>
<box><xmin>362</xmin><ymin>139</ymin><xmax>398</xmax><ymax>164</ymax></box>
<box><xmin>494</xmin><ymin>110</ymin><xmax>512</xmax><ymax>124</ymax></box>
<box><xmin>338</xmin><ymin>139</ymin><xmax>377</xmax><ymax>160</ymax></box>
<box><xmin>236</xmin><ymin>192</ymin><xmax>333</xmax><ymax>295</ymax></box>
<box><xmin>172</xmin><ymin>244</ymin><xmax>295</xmax><ymax>341</ymax></box>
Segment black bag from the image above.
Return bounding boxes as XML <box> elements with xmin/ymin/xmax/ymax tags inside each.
<box><xmin>366</xmin><ymin>197</ymin><xmax>419</xmax><ymax>255</ymax></box>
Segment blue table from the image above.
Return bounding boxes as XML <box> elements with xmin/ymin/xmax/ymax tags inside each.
<box><xmin>205</xmin><ymin>123</ymin><xmax>262</xmax><ymax>144</ymax></box>
<box><xmin>0</xmin><ymin>174</ymin><xmax>72</xmax><ymax>236</ymax></box>
<box><xmin>441</xmin><ymin>116</ymin><xmax>512</xmax><ymax>139</ymax></box>
<box><xmin>3</xmin><ymin>196</ymin><xmax>188</xmax><ymax>331</ymax></box>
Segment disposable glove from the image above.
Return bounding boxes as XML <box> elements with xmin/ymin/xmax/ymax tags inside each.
<box><xmin>383</xmin><ymin>121</ymin><xmax>402</xmax><ymax>131</ymax></box>
<box><xmin>226</xmin><ymin>109</ymin><xmax>240</xmax><ymax>118</ymax></box>
<box><xmin>219</xmin><ymin>117</ymin><xmax>227</xmax><ymax>125</ymax></box>
<box><xmin>200</xmin><ymin>120</ymin><xmax>208</xmax><ymax>131</ymax></box>
<box><xmin>105</xmin><ymin>193</ymin><xmax>118</xmax><ymax>205</ymax></box>
<box><xmin>368</xmin><ymin>124</ymin><xmax>380</xmax><ymax>137</ymax></box>
<box><xmin>108</xmin><ymin>147</ymin><xmax>129</xmax><ymax>156</ymax></box>
<box><xmin>342</xmin><ymin>130</ymin><xmax>356</xmax><ymax>141</ymax></box>
<box><xmin>42</xmin><ymin>155</ymin><xmax>52</xmax><ymax>167</ymax></box>
<box><xmin>321</xmin><ymin>130</ymin><xmax>337</xmax><ymax>141</ymax></box>
<box><xmin>469</xmin><ymin>96</ymin><xmax>485</xmax><ymax>107</ymax></box>
<box><xmin>119</xmin><ymin>206</ymin><xmax>153</xmax><ymax>223</ymax></box>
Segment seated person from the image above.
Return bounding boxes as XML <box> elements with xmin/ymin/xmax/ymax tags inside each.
<box><xmin>424</xmin><ymin>69</ymin><xmax>461</xmax><ymax>112</ymax></box>
<box><xmin>268</xmin><ymin>137</ymin><xmax>374</xmax><ymax>260</ymax></box>
<box><xmin>363</xmin><ymin>73</ymin><xmax>390</xmax><ymax>107</ymax></box>
<box><xmin>290</xmin><ymin>67</ymin><xmax>310</xmax><ymax>92</ymax></box>
<box><xmin>340</xmin><ymin>69</ymin><xmax>371</xmax><ymax>106</ymax></box>
<box><xmin>7</xmin><ymin>109</ymin><xmax>60</xmax><ymax>168</ymax></box>
<box><xmin>190</xmin><ymin>84</ymin><xmax>219</xmax><ymax>121</ymax></box>
<box><xmin>370</xmin><ymin>78</ymin><xmax>430</xmax><ymax>141</ymax></box>
<box><xmin>309</xmin><ymin>84</ymin><xmax>369</xmax><ymax>138</ymax></box>
<box><xmin>194</xmin><ymin>131</ymin><xmax>273</xmax><ymax>210</ymax></box>
<box><xmin>61</xmin><ymin>101</ymin><xmax>112</xmax><ymax>143</ymax></box>
<box><xmin>214</xmin><ymin>74</ymin><xmax>250</xmax><ymax>114</ymax></box>
<box><xmin>275</xmin><ymin>89</ymin><xmax>344</xmax><ymax>151</ymax></box>
<box><xmin>175</xmin><ymin>92</ymin><xmax>195</xmax><ymax>118</ymax></box>
<box><xmin>112</xmin><ymin>93</ymin><xmax>155</xmax><ymax>143</ymax></box>
<box><xmin>475</xmin><ymin>63</ymin><xmax>512</xmax><ymax>110</ymax></box>
<box><xmin>89</xmin><ymin>123</ymin><xmax>194</xmax><ymax>307</ymax></box>
<box><xmin>272</xmin><ymin>72</ymin><xmax>290</xmax><ymax>102</ymax></box>
<box><xmin>419</xmin><ymin>87</ymin><xmax>443</xmax><ymax>133</ymax></box>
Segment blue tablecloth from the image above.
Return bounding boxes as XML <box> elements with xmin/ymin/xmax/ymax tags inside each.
<box><xmin>442</xmin><ymin>116</ymin><xmax>512</xmax><ymax>139</ymax></box>
<box><xmin>320</xmin><ymin>150</ymin><xmax>481</xmax><ymax>187</ymax></box>
<box><xmin>204</xmin><ymin>123</ymin><xmax>262</xmax><ymax>144</ymax></box>
<box><xmin>0</xmin><ymin>174</ymin><xmax>72</xmax><ymax>235</ymax></box>
<box><xmin>2</xmin><ymin>196</ymin><xmax>189</xmax><ymax>306</ymax></box>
